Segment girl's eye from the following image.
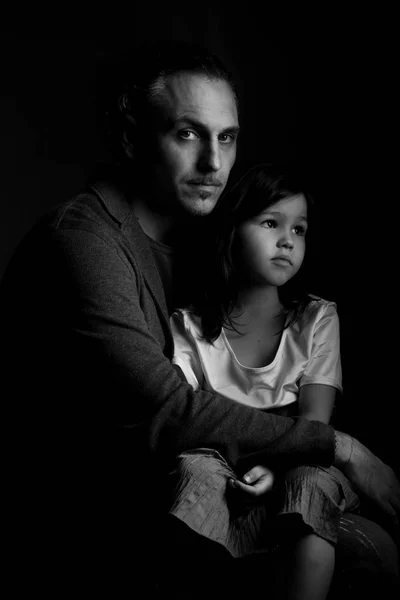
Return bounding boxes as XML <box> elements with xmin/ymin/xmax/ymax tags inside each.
<box><xmin>262</xmin><ymin>219</ymin><xmax>277</xmax><ymax>228</ymax></box>
<box><xmin>294</xmin><ymin>226</ymin><xmax>307</xmax><ymax>236</ymax></box>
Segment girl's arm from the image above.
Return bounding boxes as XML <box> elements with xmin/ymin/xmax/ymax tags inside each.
<box><xmin>298</xmin><ymin>383</ymin><xmax>337</xmax><ymax>424</ymax></box>
<box><xmin>298</xmin><ymin>302</ymin><xmax>342</xmax><ymax>425</ymax></box>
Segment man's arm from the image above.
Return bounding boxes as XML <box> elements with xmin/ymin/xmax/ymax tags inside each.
<box><xmin>38</xmin><ymin>227</ymin><xmax>335</xmax><ymax>470</ymax></box>
<box><xmin>334</xmin><ymin>431</ymin><xmax>400</xmax><ymax>532</ymax></box>
<box><xmin>236</xmin><ymin>428</ymin><xmax>400</xmax><ymax>532</ymax></box>
<box><xmin>2</xmin><ymin>224</ymin><xmax>399</xmax><ymax>527</ymax></box>
<box><xmin>42</xmin><ymin>227</ymin><xmax>400</xmax><ymax>524</ymax></box>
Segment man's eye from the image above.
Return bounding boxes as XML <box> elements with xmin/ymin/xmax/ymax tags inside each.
<box><xmin>178</xmin><ymin>130</ymin><xmax>198</xmax><ymax>140</ymax></box>
<box><xmin>218</xmin><ymin>133</ymin><xmax>236</xmax><ymax>144</ymax></box>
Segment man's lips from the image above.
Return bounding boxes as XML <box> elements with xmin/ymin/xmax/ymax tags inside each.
<box><xmin>186</xmin><ymin>179</ymin><xmax>222</xmax><ymax>187</ymax></box>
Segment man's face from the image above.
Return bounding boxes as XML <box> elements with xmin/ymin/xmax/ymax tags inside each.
<box><xmin>149</xmin><ymin>72</ymin><xmax>239</xmax><ymax>217</ymax></box>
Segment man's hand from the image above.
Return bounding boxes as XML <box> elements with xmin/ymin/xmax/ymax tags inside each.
<box><xmin>335</xmin><ymin>432</ymin><xmax>400</xmax><ymax>532</ymax></box>
<box><xmin>229</xmin><ymin>465</ymin><xmax>275</xmax><ymax>498</ymax></box>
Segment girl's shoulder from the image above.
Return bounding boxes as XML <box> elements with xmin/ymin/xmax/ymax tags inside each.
<box><xmin>307</xmin><ymin>294</ymin><xmax>338</xmax><ymax>312</ymax></box>
<box><xmin>294</xmin><ymin>295</ymin><xmax>339</xmax><ymax>330</ymax></box>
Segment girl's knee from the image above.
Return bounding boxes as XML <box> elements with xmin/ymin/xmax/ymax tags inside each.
<box><xmin>285</xmin><ymin>465</ymin><xmax>341</xmax><ymax>490</ymax></box>
<box><xmin>284</xmin><ymin>465</ymin><xmax>343</xmax><ymax>498</ymax></box>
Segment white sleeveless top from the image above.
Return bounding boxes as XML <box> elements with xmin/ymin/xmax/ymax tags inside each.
<box><xmin>170</xmin><ymin>298</ymin><xmax>342</xmax><ymax>410</ymax></box>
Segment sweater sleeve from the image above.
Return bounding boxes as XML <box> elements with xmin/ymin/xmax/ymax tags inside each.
<box><xmin>2</xmin><ymin>226</ymin><xmax>335</xmax><ymax>472</ymax></box>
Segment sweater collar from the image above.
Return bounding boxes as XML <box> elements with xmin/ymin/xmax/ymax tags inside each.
<box><xmin>87</xmin><ymin>178</ymin><xmax>171</xmax><ymax>330</ymax></box>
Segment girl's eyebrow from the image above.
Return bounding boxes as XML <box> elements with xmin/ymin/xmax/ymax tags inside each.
<box><xmin>261</xmin><ymin>210</ymin><xmax>281</xmax><ymax>217</ymax></box>
<box><xmin>261</xmin><ymin>210</ymin><xmax>308</xmax><ymax>221</ymax></box>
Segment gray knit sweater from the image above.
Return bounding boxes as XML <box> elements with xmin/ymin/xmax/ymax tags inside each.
<box><xmin>0</xmin><ymin>177</ymin><xmax>335</xmax><ymax>474</ymax></box>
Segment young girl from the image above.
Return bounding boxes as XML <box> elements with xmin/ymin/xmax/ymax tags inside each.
<box><xmin>169</xmin><ymin>163</ymin><xmax>359</xmax><ymax>600</ymax></box>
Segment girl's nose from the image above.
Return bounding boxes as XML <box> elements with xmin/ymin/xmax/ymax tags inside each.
<box><xmin>278</xmin><ymin>234</ymin><xmax>294</xmax><ymax>250</ymax></box>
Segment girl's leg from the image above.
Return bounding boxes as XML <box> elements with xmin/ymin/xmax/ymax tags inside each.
<box><xmin>285</xmin><ymin>533</ymin><xmax>335</xmax><ymax>600</ymax></box>
<box><xmin>277</xmin><ymin>465</ymin><xmax>351</xmax><ymax>600</ymax></box>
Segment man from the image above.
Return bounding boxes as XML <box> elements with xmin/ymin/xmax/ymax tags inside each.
<box><xmin>2</xmin><ymin>41</ymin><xmax>399</xmax><ymax>595</ymax></box>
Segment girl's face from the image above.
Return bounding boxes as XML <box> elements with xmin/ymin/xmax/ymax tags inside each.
<box><xmin>234</xmin><ymin>194</ymin><xmax>308</xmax><ymax>288</ymax></box>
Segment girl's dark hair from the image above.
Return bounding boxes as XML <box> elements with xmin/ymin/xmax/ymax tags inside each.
<box><xmin>192</xmin><ymin>162</ymin><xmax>318</xmax><ymax>343</ymax></box>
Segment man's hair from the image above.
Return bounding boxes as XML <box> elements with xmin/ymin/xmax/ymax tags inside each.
<box><xmin>190</xmin><ymin>162</ymin><xmax>317</xmax><ymax>343</ymax></box>
<box><xmin>104</xmin><ymin>40</ymin><xmax>238</xmax><ymax>163</ymax></box>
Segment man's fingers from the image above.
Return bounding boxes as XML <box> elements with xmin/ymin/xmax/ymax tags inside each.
<box><xmin>391</xmin><ymin>493</ymin><xmax>400</xmax><ymax>515</ymax></box>
<box><xmin>380</xmin><ymin>503</ymin><xmax>399</xmax><ymax>542</ymax></box>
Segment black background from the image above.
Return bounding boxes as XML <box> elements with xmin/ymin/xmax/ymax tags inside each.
<box><xmin>1</xmin><ymin>11</ymin><xmax>398</xmax><ymax>470</ymax></box>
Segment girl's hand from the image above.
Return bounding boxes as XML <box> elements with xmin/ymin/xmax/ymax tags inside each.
<box><xmin>229</xmin><ymin>465</ymin><xmax>275</xmax><ymax>497</ymax></box>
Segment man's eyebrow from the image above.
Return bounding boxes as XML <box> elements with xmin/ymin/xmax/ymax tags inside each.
<box><xmin>174</xmin><ymin>117</ymin><xmax>240</xmax><ymax>135</ymax></box>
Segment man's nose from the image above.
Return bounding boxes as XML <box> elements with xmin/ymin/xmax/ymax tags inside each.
<box><xmin>199</xmin><ymin>140</ymin><xmax>222</xmax><ymax>171</ymax></box>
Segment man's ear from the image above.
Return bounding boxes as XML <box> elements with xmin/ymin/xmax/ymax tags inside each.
<box><xmin>119</xmin><ymin>93</ymin><xmax>138</xmax><ymax>161</ymax></box>
<box><xmin>121</xmin><ymin>119</ymin><xmax>136</xmax><ymax>160</ymax></box>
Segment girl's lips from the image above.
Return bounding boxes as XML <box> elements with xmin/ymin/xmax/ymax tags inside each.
<box><xmin>272</xmin><ymin>255</ymin><xmax>292</xmax><ymax>265</ymax></box>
